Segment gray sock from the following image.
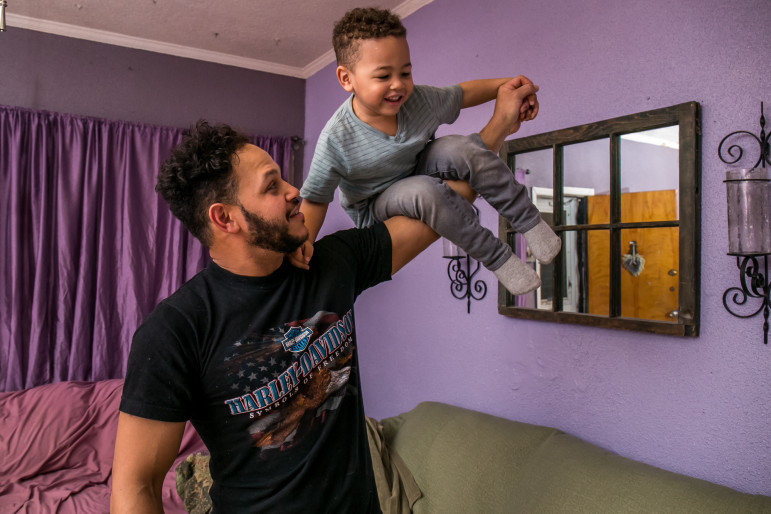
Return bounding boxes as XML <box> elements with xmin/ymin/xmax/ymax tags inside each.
<box><xmin>523</xmin><ymin>219</ymin><xmax>562</xmax><ymax>264</ymax></box>
<box><xmin>492</xmin><ymin>254</ymin><xmax>541</xmax><ymax>295</ymax></box>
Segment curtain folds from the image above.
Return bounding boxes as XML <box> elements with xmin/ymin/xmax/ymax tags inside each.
<box><xmin>0</xmin><ymin>105</ymin><xmax>294</xmax><ymax>391</ymax></box>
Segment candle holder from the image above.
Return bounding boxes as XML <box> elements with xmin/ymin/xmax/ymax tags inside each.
<box><xmin>442</xmin><ymin>205</ymin><xmax>487</xmax><ymax>313</ymax></box>
<box><xmin>443</xmin><ymin>251</ymin><xmax>487</xmax><ymax>314</ymax></box>
<box><xmin>0</xmin><ymin>0</ymin><xmax>7</xmax><ymax>32</ymax></box>
<box><xmin>720</xmin><ymin>102</ymin><xmax>771</xmax><ymax>344</ymax></box>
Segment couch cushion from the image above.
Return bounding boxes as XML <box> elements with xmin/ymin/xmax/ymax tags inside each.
<box><xmin>381</xmin><ymin>402</ymin><xmax>771</xmax><ymax>514</ymax></box>
<box><xmin>382</xmin><ymin>401</ymin><xmax>563</xmax><ymax>513</ymax></box>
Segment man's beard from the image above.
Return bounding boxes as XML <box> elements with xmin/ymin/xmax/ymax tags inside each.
<box><xmin>239</xmin><ymin>204</ymin><xmax>307</xmax><ymax>254</ymax></box>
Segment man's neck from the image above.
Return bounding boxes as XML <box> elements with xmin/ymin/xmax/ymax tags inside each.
<box><xmin>209</xmin><ymin>242</ymin><xmax>285</xmax><ymax>277</ymax></box>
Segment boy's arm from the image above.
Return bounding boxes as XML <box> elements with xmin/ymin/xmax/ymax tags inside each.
<box><xmin>110</xmin><ymin>412</ymin><xmax>186</xmax><ymax>513</ymax></box>
<box><xmin>459</xmin><ymin>76</ymin><xmax>539</xmax><ymax>133</ymax></box>
<box><xmin>459</xmin><ymin>78</ymin><xmax>512</xmax><ymax>108</ymax></box>
<box><xmin>301</xmin><ymin>200</ymin><xmax>329</xmax><ymax>243</ymax></box>
<box><xmin>479</xmin><ymin>79</ymin><xmax>539</xmax><ymax>154</ymax></box>
<box><xmin>287</xmin><ymin>200</ymin><xmax>329</xmax><ymax>270</ymax></box>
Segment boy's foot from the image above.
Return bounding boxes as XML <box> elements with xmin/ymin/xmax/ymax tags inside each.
<box><xmin>523</xmin><ymin>219</ymin><xmax>562</xmax><ymax>264</ymax></box>
<box><xmin>493</xmin><ymin>255</ymin><xmax>541</xmax><ymax>295</ymax></box>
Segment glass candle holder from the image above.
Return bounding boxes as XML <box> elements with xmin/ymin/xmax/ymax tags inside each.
<box><xmin>725</xmin><ymin>167</ymin><xmax>771</xmax><ymax>255</ymax></box>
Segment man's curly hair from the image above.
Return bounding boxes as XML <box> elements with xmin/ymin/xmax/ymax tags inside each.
<box><xmin>156</xmin><ymin>120</ymin><xmax>248</xmax><ymax>246</ymax></box>
<box><xmin>333</xmin><ymin>7</ymin><xmax>406</xmax><ymax>69</ymax></box>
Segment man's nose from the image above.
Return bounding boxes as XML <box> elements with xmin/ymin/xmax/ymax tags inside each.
<box><xmin>285</xmin><ymin>182</ymin><xmax>300</xmax><ymax>200</ymax></box>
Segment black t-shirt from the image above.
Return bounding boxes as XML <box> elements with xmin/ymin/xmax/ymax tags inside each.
<box><xmin>120</xmin><ymin>224</ymin><xmax>392</xmax><ymax>513</ymax></box>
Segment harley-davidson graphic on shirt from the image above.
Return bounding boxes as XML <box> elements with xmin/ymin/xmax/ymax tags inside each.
<box><xmin>222</xmin><ymin>309</ymin><xmax>355</xmax><ymax>453</ymax></box>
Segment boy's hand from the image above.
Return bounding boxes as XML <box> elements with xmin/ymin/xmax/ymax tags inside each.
<box><xmin>286</xmin><ymin>240</ymin><xmax>314</xmax><ymax>270</ymax></box>
<box><xmin>507</xmin><ymin>75</ymin><xmax>539</xmax><ymax>122</ymax></box>
<box><xmin>495</xmin><ymin>77</ymin><xmax>539</xmax><ymax>135</ymax></box>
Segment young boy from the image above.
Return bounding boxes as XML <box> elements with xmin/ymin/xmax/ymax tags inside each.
<box><xmin>296</xmin><ymin>7</ymin><xmax>560</xmax><ymax>295</ymax></box>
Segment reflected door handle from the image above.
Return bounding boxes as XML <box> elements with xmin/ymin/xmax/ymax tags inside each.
<box><xmin>667</xmin><ymin>310</ymin><xmax>679</xmax><ymax>318</ymax></box>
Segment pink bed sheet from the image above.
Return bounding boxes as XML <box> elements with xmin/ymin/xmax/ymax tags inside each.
<box><xmin>0</xmin><ymin>379</ymin><xmax>206</xmax><ymax>513</ymax></box>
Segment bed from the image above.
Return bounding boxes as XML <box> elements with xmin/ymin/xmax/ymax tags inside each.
<box><xmin>0</xmin><ymin>379</ymin><xmax>207</xmax><ymax>513</ymax></box>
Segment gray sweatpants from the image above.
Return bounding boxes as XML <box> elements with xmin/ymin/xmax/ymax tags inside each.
<box><xmin>355</xmin><ymin>133</ymin><xmax>542</xmax><ymax>271</ymax></box>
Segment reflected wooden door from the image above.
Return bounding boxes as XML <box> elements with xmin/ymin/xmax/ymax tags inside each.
<box><xmin>586</xmin><ymin>190</ymin><xmax>679</xmax><ymax>321</ymax></box>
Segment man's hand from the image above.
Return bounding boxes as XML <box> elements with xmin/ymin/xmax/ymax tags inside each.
<box><xmin>286</xmin><ymin>240</ymin><xmax>314</xmax><ymax>270</ymax></box>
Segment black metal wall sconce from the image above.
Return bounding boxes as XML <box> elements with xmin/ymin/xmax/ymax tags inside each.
<box><xmin>442</xmin><ymin>205</ymin><xmax>487</xmax><ymax>313</ymax></box>
<box><xmin>720</xmin><ymin>102</ymin><xmax>771</xmax><ymax>344</ymax></box>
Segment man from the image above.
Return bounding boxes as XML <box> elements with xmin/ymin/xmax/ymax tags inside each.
<box><xmin>111</xmin><ymin>81</ymin><xmax>528</xmax><ymax>513</ymax></box>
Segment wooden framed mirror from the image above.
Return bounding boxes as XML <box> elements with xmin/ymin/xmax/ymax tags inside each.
<box><xmin>498</xmin><ymin>102</ymin><xmax>700</xmax><ymax>336</ymax></box>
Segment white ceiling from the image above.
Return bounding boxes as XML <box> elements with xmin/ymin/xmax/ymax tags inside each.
<box><xmin>5</xmin><ymin>0</ymin><xmax>433</xmax><ymax>79</ymax></box>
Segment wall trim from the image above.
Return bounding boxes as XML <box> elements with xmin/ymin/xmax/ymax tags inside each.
<box><xmin>7</xmin><ymin>0</ymin><xmax>434</xmax><ymax>80</ymax></box>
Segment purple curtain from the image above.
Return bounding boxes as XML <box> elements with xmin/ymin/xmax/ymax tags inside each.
<box><xmin>0</xmin><ymin>105</ymin><xmax>294</xmax><ymax>391</ymax></box>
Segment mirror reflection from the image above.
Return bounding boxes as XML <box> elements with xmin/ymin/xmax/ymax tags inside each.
<box><xmin>499</xmin><ymin>103</ymin><xmax>700</xmax><ymax>336</ymax></box>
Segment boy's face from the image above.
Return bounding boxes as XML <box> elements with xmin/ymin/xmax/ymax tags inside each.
<box><xmin>337</xmin><ymin>36</ymin><xmax>414</xmax><ymax>125</ymax></box>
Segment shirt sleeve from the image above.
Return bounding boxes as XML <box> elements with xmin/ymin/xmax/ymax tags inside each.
<box><xmin>315</xmin><ymin>223</ymin><xmax>392</xmax><ymax>297</ymax></box>
<box><xmin>300</xmin><ymin>130</ymin><xmax>345</xmax><ymax>204</ymax></box>
<box><xmin>418</xmin><ymin>84</ymin><xmax>463</xmax><ymax>127</ymax></box>
<box><xmin>119</xmin><ymin>301</ymin><xmax>199</xmax><ymax>422</ymax></box>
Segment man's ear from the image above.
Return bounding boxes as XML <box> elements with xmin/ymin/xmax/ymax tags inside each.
<box><xmin>336</xmin><ymin>65</ymin><xmax>354</xmax><ymax>93</ymax></box>
<box><xmin>209</xmin><ymin>203</ymin><xmax>241</xmax><ymax>234</ymax></box>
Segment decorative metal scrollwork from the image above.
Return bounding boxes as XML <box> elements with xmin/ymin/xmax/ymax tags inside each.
<box><xmin>445</xmin><ymin>255</ymin><xmax>487</xmax><ymax>314</ymax></box>
<box><xmin>719</xmin><ymin>102</ymin><xmax>771</xmax><ymax>345</ymax></box>
<box><xmin>718</xmin><ymin>102</ymin><xmax>771</xmax><ymax>169</ymax></box>
<box><xmin>723</xmin><ymin>256</ymin><xmax>771</xmax><ymax>344</ymax></box>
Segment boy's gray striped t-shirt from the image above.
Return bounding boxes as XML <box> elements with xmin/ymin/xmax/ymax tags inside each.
<box><xmin>300</xmin><ymin>84</ymin><xmax>462</xmax><ymax>215</ymax></box>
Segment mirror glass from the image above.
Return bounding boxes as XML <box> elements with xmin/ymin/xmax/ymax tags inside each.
<box><xmin>620</xmin><ymin>126</ymin><xmax>680</xmax><ymax>223</ymax></box>
<box><xmin>498</xmin><ymin>103</ymin><xmax>700</xmax><ymax>336</ymax></box>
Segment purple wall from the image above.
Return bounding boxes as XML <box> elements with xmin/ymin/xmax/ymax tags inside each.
<box><xmin>2</xmin><ymin>28</ymin><xmax>305</xmax><ymax>137</ymax></box>
<box><xmin>305</xmin><ymin>0</ymin><xmax>771</xmax><ymax>495</ymax></box>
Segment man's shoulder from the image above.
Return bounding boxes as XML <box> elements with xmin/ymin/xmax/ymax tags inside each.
<box><xmin>143</xmin><ymin>267</ymin><xmax>213</xmax><ymax>324</ymax></box>
<box><xmin>311</xmin><ymin>223</ymin><xmax>392</xmax><ymax>290</ymax></box>
<box><xmin>317</xmin><ymin>223</ymin><xmax>388</xmax><ymax>243</ymax></box>
<box><xmin>314</xmin><ymin>223</ymin><xmax>390</xmax><ymax>257</ymax></box>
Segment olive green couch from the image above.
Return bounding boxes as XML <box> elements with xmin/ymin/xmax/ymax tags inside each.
<box><xmin>379</xmin><ymin>401</ymin><xmax>771</xmax><ymax>514</ymax></box>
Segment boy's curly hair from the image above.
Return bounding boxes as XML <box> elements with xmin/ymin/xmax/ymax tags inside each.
<box><xmin>156</xmin><ymin>120</ymin><xmax>248</xmax><ymax>246</ymax></box>
<box><xmin>333</xmin><ymin>7</ymin><xmax>406</xmax><ymax>69</ymax></box>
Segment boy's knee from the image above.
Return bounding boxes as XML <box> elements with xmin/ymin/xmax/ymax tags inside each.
<box><xmin>429</xmin><ymin>134</ymin><xmax>473</xmax><ymax>154</ymax></box>
<box><xmin>425</xmin><ymin>134</ymin><xmax>487</xmax><ymax>164</ymax></box>
<box><xmin>410</xmin><ymin>176</ymin><xmax>446</xmax><ymax>204</ymax></box>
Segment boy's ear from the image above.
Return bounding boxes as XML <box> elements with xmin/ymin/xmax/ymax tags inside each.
<box><xmin>336</xmin><ymin>65</ymin><xmax>355</xmax><ymax>92</ymax></box>
<box><xmin>209</xmin><ymin>203</ymin><xmax>242</xmax><ymax>235</ymax></box>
